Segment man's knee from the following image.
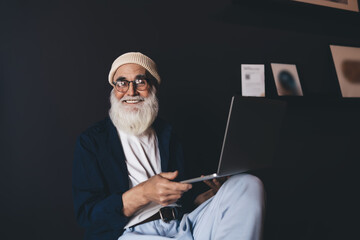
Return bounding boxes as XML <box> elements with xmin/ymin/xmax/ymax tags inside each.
<box><xmin>230</xmin><ymin>173</ymin><xmax>263</xmax><ymax>190</ymax></box>
<box><xmin>222</xmin><ymin>174</ymin><xmax>265</xmax><ymax>204</ymax></box>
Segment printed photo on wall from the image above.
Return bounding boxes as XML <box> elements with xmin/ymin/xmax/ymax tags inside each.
<box><xmin>293</xmin><ymin>0</ymin><xmax>359</xmax><ymax>12</ymax></box>
<box><xmin>271</xmin><ymin>63</ymin><xmax>303</xmax><ymax>96</ymax></box>
<box><xmin>241</xmin><ymin>64</ymin><xmax>265</xmax><ymax>97</ymax></box>
<box><xmin>330</xmin><ymin>45</ymin><xmax>360</xmax><ymax>98</ymax></box>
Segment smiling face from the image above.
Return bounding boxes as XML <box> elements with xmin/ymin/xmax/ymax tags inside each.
<box><xmin>109</xmin><ymin>63</ymin><xmax>159</xmax><ymax>135</ymax></box>
<box><xmin>112</xmin><ymin>63</ymin><xmax>151</xmax><ymax>103</ymax></box>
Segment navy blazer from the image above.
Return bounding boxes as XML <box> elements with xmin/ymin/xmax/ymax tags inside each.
<box><xmin>72</xmin><ymin>117</ymin><xmax>187</xmax><ymax>240</ymax></box>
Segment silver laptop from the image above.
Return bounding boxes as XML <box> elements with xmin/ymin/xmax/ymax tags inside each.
<box><xmin>180</xmin><ymin>95</ymin><xmax>287</xmax><ymax>184</ymax></box>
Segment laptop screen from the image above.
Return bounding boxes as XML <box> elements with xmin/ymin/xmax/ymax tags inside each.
<box><xmin>217</xmin><ymin>95</ymin><xmax>287</xmax><ymax>175</ymax></box>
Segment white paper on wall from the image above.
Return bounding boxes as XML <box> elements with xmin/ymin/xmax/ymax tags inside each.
<box><xmin>241</xmin><ymin>64</ymin><xmax>265</xmax><ymax>97</ymax></box>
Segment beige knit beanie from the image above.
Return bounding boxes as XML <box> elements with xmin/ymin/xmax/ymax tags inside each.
<box><xmin>108</xmin><ymin>52</ymin><xmax>161</xmax><ymax>87</ymax></box>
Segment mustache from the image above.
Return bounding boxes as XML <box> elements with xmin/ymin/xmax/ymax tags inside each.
<box><xmin>120</xmin><ymin>95</ymin><xmax>145</xmax><ymax>102</ymax></box>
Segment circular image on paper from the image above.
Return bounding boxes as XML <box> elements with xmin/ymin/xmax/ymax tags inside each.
<box><xmin>278</xmin><ymin>70</ymin><xmax>298</xmax><ymax>95</ymax></box>
<box><xmin>341</xmin><ymin>60</ymin><xmax>360</xmax><ymax>84</ymax></box>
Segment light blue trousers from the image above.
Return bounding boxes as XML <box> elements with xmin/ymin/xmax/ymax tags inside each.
<box><xmin>119</xmin><ymin>174</ymin><xmax>265</xmax><ymax>240</ymax></box>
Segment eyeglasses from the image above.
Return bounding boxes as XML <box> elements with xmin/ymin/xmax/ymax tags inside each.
<box><xmin>112</xmin><ymin>78</ymin><xmax>149</xmax><ymax>93</ymax></box>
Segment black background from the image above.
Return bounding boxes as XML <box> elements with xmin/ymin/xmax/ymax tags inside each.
<box><xmin>1</xmin><ymin>0</ymin><xmax>360</xmax><ymax>239</ymax></box>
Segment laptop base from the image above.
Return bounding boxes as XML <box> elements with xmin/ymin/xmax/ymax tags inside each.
<box><xmin>180</xmin><ymin>172</ymin><xmax>235</xmax><ymax>184</ymax></box>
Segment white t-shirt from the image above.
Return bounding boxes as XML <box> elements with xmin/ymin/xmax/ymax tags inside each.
<box><xmin>117</xmin><ymin>128</ymin><xmax>177</xmax><ymax>229</ymax></box>
<box><xmin>119</xmin><ymin>128</ymin><xmax>162</xmax><ymax>188</ymax></box>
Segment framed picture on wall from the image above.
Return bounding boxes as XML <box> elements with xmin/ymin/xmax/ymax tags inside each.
<box><xmin>293</xmin><ymin>0</ymin><xmax>359</xmax><ymax>12</ymax></box>
<box><xmin>330</xmin><ymin>45</ymin><xmax>360</xmax><ymax>98</ymax></box>
<box><xmin>271</xmin><ymin>63</ymin><xmax>303</xmax><ymax>96</ymax></box>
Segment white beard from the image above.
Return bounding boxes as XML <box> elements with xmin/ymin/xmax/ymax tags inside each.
<box><xmin>109</xmin><ymin>89</ymin><xmax>159</xmax><ymax>136</ymax></box>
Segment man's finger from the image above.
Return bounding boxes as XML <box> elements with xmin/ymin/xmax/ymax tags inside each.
<box><xmin>158</xmin><ymin>188</ymin><xmax>188</xmax><ymax>196</ymax></box>
<box><xmin>162</xmin><ymin>181</ymin><xmax>192</xmax><ymax>192</ymax></box>
<box><xmin>213</xmin><ymin>178</ymin><xmax>222</xmax><ymax>187</ymax></box>
<box><xmin>159</xmin><ymin>170</ymin><xmax>178</xmax><ymax>180</ymax></box>
<box><xmin>204</xmin><ymin>179</ymin><xmax>217</xmax><ymax>189</ymax></box>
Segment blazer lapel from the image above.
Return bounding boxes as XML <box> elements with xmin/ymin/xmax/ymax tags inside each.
<box><xmin>153</xmin><ymin>118</ymin><xmax>171</xmax><ymax>173</ymax></box>
<box><xmin>106</xmin><ymin>118</ymin><xmax>129</xmax><ymax>184</ymax></box>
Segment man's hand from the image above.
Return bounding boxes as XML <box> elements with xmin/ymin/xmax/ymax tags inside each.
<box><xmin>203</xmin><ymin>176</ymin><xmax>229</xmax><ymax>192</ymax></box>
<box><xmin>122</xmin><ymin>171</ymin><xmax>192</xmax><ymax>217</ymax></box>
<box><xmin>141</xmin><ymin>170</ymin><xmax>192</xmax><ymax>206</ymax></box>
<box><xmin>194</xmin><ymin>176</ymin><xmax>230</xmax><ymax>206</ymax></box>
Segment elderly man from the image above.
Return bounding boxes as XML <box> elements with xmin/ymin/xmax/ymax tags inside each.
<box><xmin>73</xmin><ymin>52</ymin><xmax>265</xmax><ymax>240</ymax></box>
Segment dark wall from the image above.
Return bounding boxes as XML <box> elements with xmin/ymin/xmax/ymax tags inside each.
<box><xmin>1</xmin><ymin>0</ymin><xmax>359</xmax><ymax>239</ymax></box>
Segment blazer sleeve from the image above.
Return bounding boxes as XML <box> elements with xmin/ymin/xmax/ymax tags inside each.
<box><xmin>72</xmin><ymin>133</ymin><xmax>129</xmax><ymax>233</ymax></box>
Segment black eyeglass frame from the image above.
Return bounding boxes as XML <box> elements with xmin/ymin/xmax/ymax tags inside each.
<box><xmin>112</xmin><ymin>78</ymin><xmax>150</xmax><ymax>93</ymax></box>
